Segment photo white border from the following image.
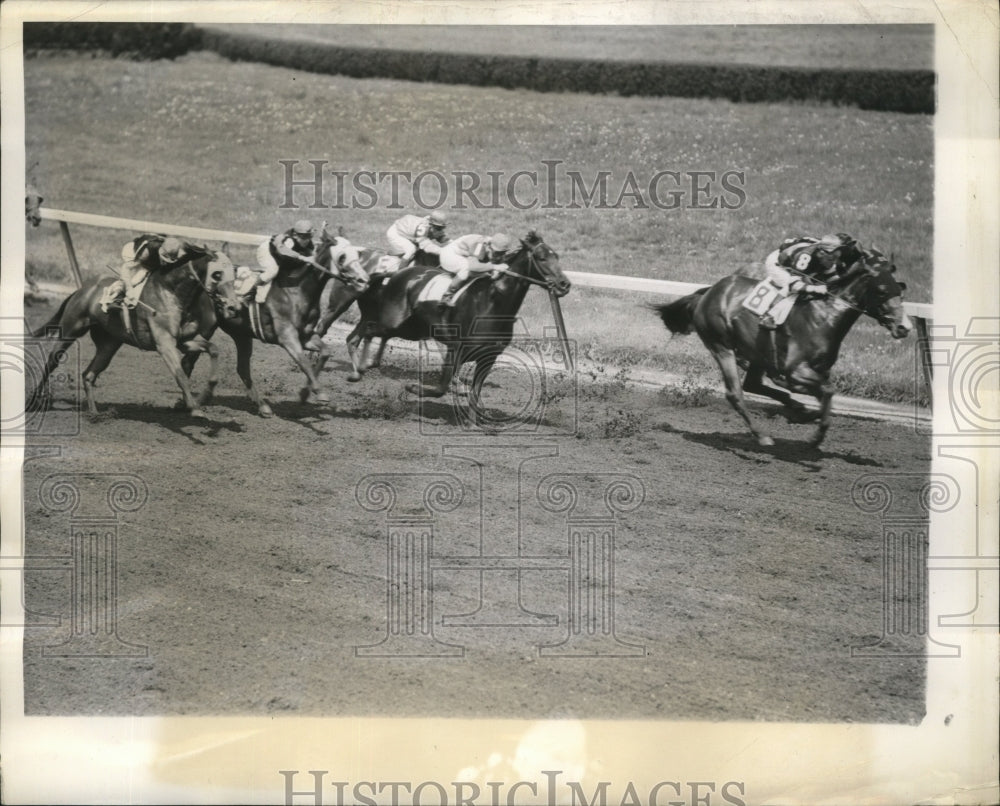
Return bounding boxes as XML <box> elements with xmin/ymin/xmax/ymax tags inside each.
<box><xmin>2</xmin><ymin>1</ymin><xmax>997</xmax><ymax>804</ymax></box>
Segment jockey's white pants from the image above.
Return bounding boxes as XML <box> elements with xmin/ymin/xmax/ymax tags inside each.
<box><xmin>256</xmin><ymin>241</ymin><xmax>280</xmax><ymax>284</ymax></box>
<box><xmin>386</xmin><ymin>227</ymin><xmax>417</xmax><ymax>260</ymax></box>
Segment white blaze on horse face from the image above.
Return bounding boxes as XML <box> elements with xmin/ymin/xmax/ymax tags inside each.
<box><xmin>887</xmin><ymin>297</ymin><xmax>912</xmax><ymax>337</ymax></box>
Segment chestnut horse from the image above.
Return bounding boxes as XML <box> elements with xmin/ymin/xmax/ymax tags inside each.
<box><xmin>654</xmin><ymin>251</ymin><xmax>911</xmax><ymax>447</ymax></box>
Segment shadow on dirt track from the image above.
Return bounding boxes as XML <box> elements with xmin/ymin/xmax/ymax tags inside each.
<box><xmin>653</xmin><ymin>421</ymin><xmax>886</xmax><ymax>470</ymax></box>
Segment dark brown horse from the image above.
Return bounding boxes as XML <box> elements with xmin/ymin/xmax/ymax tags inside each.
<box><xmin>214</xmin><ymin>228</ymin><xmax>369</xmax><ymax>415</ymax></box>
<box><xmin>27</xmin><ymin>244</ymin><xmax>242</xmax><ymax>418</ymax></box>
<box><xmin>310</xmin><ymin>247</ymin><xmax>441</xmax><ymax>381</ymax></box>
<box><xmin>347</xmin><ymin>231</ymin><xmax>570</xmax><ymax>420</ymax></box>
<box><xmin>654</xmin><ymin>252</ymin><xmax>911</xmax><ymax>447</ymax></box>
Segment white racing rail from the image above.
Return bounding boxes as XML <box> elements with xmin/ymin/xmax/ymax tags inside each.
<box><xmin>35</xmin><ymin>207</ymin><xmax>936</xmax><ymax>404</ymax></box>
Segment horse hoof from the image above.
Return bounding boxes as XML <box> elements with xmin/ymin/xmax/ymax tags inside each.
<box><xmin>259</xmin><ymin>404</ymin><xmax>273</xmax><ymax>418</ymax></box>
<box><xmin>299</xmin><ymin>387</ymin><xmax>311</xmax><ymax>403</ymax></box>
<box><xmin>758</xmin><ymin>435</ymin><xmax>775</xmax><ymax>447</ymax></box>
<box><xmin>314</xmin><ymin>392</ymin><xmax>331</xmax><ymax>404</ymax></box>
<box><xmin>347</xmin><ymin>373</ymin><xmax>362</xmax><ymax>383</ymax></box>
<box><xmin>174</xmin><ymin>399</ymin><xmax>187</xmax><ymax>411</ymax></box>
<box><xmin>405</xmin><ymin>383</ymin><xmax>422</xmax><ymax>396</ymax></box>
<box><xmin>191</xmin><ymin>408</ymin><xmax>208</xmax><ymax>420</ymax></box>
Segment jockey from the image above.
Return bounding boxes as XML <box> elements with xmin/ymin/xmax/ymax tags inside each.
<box><xmin>385</xmin><ymin>211</ymin><xmax>449</xmax><ymax>269</ymax></box>
<box><xmin>101</xmin><ymin>234</ymin><xmax>188</xmax><ymax>312</ymax></box>
<box><xmin>438</xmin><ymin>232</ymin><xmax>514</xmax><ymax>307</ymax></box>
<box><xmin>759</xmin><ymin>232</ymin><xmax>863</xmax><ymax>328</ymax></box>
<box><xmin>248</xmin><ymin>219</ymin><xmax>321</xmax><ymax>303</ymax></box>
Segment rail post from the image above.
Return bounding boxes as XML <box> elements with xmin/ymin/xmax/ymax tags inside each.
<box><xmin>57</xmin><ymin>220</ymin><xmax>84</xmax><ymax>288</ymax></box>
<box><xmin>913</xmin><ymin>315</ymin><xmax>933</xmax><ymax>410</ymax></box>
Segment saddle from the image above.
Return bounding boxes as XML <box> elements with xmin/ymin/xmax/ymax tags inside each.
<box><xmin>415</xmin><ymin>273</ymin><xmax>482</xmax><ymax>306</ymax></box>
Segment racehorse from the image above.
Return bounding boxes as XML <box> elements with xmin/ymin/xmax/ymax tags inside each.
<box><xmin>27</xmin><ymin>244</ymin><xmax>242</xmax><ymax>418</ymax></box>
<box><xmin>214</xmin><ymin>227</ymin><xmax>369</xmax><ymax>416</ymax></box>
<box><xmin>653</xmin><ymin>252</ymin><xmax>911</xmax><ymax>447</ymax></box>
<box><xmin>310</xmin><ymin>247</ymin><xmax>440</xmax><ymax>381</ymax></box>
<box><xmin>346</xmin><ymin>231</ymin><xmax>571</xmax><ymax>420</ymax></box>
<box><xmin>25</xmin><ymin>186</ymin><xmax>43</xmax><ymax>227</ymax></box>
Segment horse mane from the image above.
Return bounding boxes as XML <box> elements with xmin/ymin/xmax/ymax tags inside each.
<box><xmin>181</xmin><ymin>241</ymin><xmax>217</xmax><ymax>261</ymax></box>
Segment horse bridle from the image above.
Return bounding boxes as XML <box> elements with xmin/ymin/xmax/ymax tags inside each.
<box><xmin>493</xmin><ymin>241</ymin><xmax>560</xmax><ymax>290</ymax></box>
<box><xmin>822</xmin><ymin>262</ymin><xmax>900</xmax><ymax>321</ymax></box>
<box><xmin>183</xmin><ymin>258</ymin><xmax>239</xmax><ymax>309</ymax></box>
<box><xmin>316</xmin><ymin>240</ymin><xmax>367</xmax><ymax>288</ymax></box>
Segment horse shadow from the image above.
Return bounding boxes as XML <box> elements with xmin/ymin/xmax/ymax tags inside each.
<box><xmin>86</xmin><ymin>403</ymin><xmax>246</xmax><ymax>446</ymax></box>
<box><xmin>204</xmin><ymin>394</ymin><xmax>360</xmax><ymax>436</ymax></box>
<box><xmin>653</xmin><ymin>421</ymin><xmax>886</xmax><ymax>471</ymax></box>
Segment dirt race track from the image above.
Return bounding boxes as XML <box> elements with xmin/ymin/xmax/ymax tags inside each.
<box><xmin>21</xmin><ymin>297</ymin><xmax>930</xmax><ymax>724</ymax></box>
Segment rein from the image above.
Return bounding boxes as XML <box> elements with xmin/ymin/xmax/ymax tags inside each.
<box><xmin>788</xmin><ymin>261</ymin><xmax>876</xmax><ymax>316</ymax></box>
<box><xmin>493</xmin><ymin>244</ymin><xmax>555</xmax><ymax>289</ymax></box>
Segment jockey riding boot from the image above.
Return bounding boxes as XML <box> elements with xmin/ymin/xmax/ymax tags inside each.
<box><xmin>767</xmin><ymin>328</ymin><xmax>780</xmax><ymax>370</ymax></box>
<box><xmin>439</xmin><ymin>278</ymin><xmax>462</xmax><ymax>308</ymax></box>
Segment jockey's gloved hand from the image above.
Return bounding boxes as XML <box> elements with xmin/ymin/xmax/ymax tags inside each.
<box><xmin>804</xmin><ymin>284</ymin><xmax>828</xmax><ymax>295</ymax></box>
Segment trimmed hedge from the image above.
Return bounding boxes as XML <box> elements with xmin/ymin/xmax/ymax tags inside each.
<box><xmin>23</xmin><ymin>22</ymin><xmax>202</xmax><ymax>60</ymax></box>
<box><xmin>22</xmin><ymin>24</ymin><xmax>934</xmax><ymax>114</ymax></box>
<box><xmin>199</xmin><ymin>29</ymin><xmax>934</xmax><ymax>114</ymax></box>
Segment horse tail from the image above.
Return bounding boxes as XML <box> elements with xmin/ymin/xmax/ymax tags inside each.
<box><xmin>650</xmin><ymin>288</ymin><xmax>708</xmax><ymax>335</ymax></box>
<box><xmin>31</xmin><ymin>294</ymin><xmax>73</xmax><ymax>338</ymax></box>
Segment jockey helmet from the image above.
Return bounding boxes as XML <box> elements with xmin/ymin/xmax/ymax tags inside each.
<box><xmin>158</xmin><ymin>237</ymin><xmax>184</xmax><ymax>262</ymax></box>
<box><xmin>292</xmin><ymin>220</ymin><xmax>314</xmax><ymax>237</ymax></box>
<box><xmin>818</xmin><ymin>233</ymin><xmax>855</xmax><ymax>251</ymax></box>
<box><xmin>427</xmin><ymin>211</ymin><xmax>447</xmax><ymax>228</ymax></box>
<box><xmin>489</xmin><ymin>233</ymin><xmax>514</xmax><ymax>254</ymax></box>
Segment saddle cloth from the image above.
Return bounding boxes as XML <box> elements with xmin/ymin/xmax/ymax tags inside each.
<box><xmin>375</xmin><ymin>255</ymin><xmax>403</xmax><ymax>274</ymax></box>
<box><xmin>742</xmin><ymin>280</ymin><xmax>796</xmax><ymax>326</ymax></box>
<box><xmin>415</xmin><ymin>274</ymin><xmax>475</xmax><ymax>305</ymax></box>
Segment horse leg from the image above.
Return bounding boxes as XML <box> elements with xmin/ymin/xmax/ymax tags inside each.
<box><xmin>406</xmin><ymin>346</ymin><xmax>457</xmax><ymax>398</ymax></box>
<box><xmin>81</xmin><ymin>329</ymin><xmax>123</xmax><ymax>416</ymax></box>
<box><xmin>363</xmin><ymin>337</ymin><xmax>389</xmax><ymax>371</ymax></box>
<box><xmin>786</xmin><ymin>365</ymin><xmax>832</xmax><ymax>446</ymax></box>
<box><xmin>233</xmin><ymin>334</ymin><xmax>272</xmax><ymax>417</ymax></box>
<box><xmin>346</xmin><ymin>322</ymin><xmax>369</xmax><ymax>382</ymax></box>
<box><xmin>191</xmin><ymin>340</ymin><xmax>219</xmax><ymax>407</ymax></box>
<box><xmin>151</xmin><ymin>330</ymin><xmax>206</xmax><ymax>418</ymax></box>
<box><xmin>742</xmin><ymin>364</ymin><xmax>817</xmax><ymax>421</ymax></box>
<box><xmin>275</xmin><ymin>325</ymin><xmax>329</xmax><ymax>405</ymax></box>
<box><xmin>26</xmin><ymin>336</ymin><xmax>79</xmax><ymax>412</ymax></box>
<box><xmin>468</xmin><ymin>353</ymin><xmax>499</xmax><ymax>426</ymax></box>
<box><xmin>709</xmin><ymin>348</ymin><xmax>773</xmax><ymax>447</ymax></box>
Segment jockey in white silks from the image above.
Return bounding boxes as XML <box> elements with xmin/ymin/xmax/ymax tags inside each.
<box><xmin>384</xmin><ymin>211</ymin><xmax>449</xmax><ymax>270</ymax></box>
<box><xmin>437</xmin><ymin>232</ymin><xmax>515</xmax><ymax>306</ymax></box>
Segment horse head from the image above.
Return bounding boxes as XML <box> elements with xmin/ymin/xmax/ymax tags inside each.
<box><xmin>515</xmin><ymin>231</ymin><xmax>571</xmax><ymax>298</ymax></box>
<box><xmin>189</xmin><ymin>247</ymin><xmax>245</xmax><ymax>320</ymax></box>
<box><xmin>25</xmin><ymin>186</ymin><xmax>43</xmax><ymax>227</ymax></box>
<box><xmin>318</xmin><ymin>227</ymin><xmax>370</xmax><ymax>293</ymax></box>
<box><xmin>839</xmin><ymin>250</ymin><xmax>911</xmax><ymax>339</ymax></box>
